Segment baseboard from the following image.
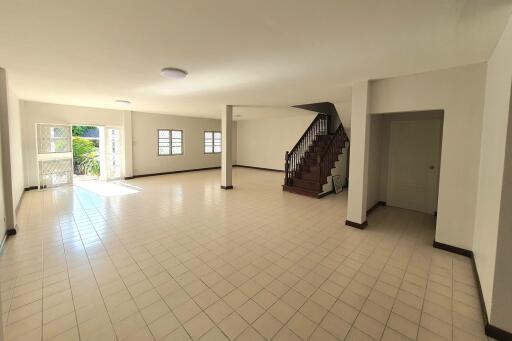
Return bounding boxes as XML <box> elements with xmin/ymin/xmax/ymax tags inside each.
<box><xmin>345</xmin><ymin>220</ymin><xmax>368</xmax><ymax>229</ymax></box>
<box><xmin>15</xmin><ymin>190</ymin><xmax>27</xmax><ymax>215</ymax></box>
<box><xmin>0</xmin><ymin>227</ymin><xmax>17</xmax><ymax>254</ymax></box>
<box><xmin>317</xmin><ymin>190</ymin><xmax>334</xmax><ymax>198</ymax></box>
<box><xmin>432</xmin><ymin>240</ymin><xmax>472</xmax><ymax>257</ymax></box>
<box><xmin>485</xmin><ymin>324</ymin><xmax>512</xmax><ymax>341</ymax></box>
<box><xmin>234</xmin><ymin>165</ymin><xmax>284</xmax><ymax>172</ymax></box>
<box><xmin>367</xmin><ymin>201</ymin><xmax>386</xmax><ymax>215</ymax></box>
<box><xmin>433</xmin><ymin>241</ymin><xmax>512</xmax><ymax>340</ymax></box>
<box><xmin>128</xmin><ymin>167</ymin><xmax>221</xmax><ymax>179</ymax></box>
<box><xmin>0</xmin><ymin>232</ymin><xmax>7</xmax><ymax>253</ymax></box>
<box><xmin>24</xmin><ymin>186</ymin><xmax>38</xmax><ymax>191</ymax></box>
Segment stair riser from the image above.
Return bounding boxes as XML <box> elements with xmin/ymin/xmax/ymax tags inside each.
<box><xmin>284</xmin><ymin>127</ymin><xmax>348</xmax><ymax>198</ymax></box>
<box><xmin>300</xmin><ymin>173</ymin><xmax>319</xmax><ymax>181</ymax></box>
<box><xmin>293</xmin><ymin>179</ymin><xmax>321</xmax><ymax>191</ymax></box>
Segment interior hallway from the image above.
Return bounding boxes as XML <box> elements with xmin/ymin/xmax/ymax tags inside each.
<box><xmin>0</xmin><ymin>168</ymin><xmax>487</xmax><ymax>341</ymax></box>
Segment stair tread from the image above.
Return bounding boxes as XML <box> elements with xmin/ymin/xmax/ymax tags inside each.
<box><xmin>283</xmin><ymin>122</ymin><xmax>349</xmax><ymax>198</ymax></box>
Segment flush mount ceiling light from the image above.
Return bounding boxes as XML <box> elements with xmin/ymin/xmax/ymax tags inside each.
<box><xmin>115</xmin><ymin>100</ymin><xmax>131</xmax><ymax>106</ymax></box>
<box><xmin>160</xmin><ymin>67</ymin><xmax>188</xmax><ymax>79</ymax></box>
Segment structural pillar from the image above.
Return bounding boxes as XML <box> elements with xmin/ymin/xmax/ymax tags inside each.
<box><xmin>346</xmin><ymin>80</ymin><xmax>371</xmax><ymax>228</ymax></box>
<box><xmin>0</xmin><ymin>68</ymin><xmax>16</xmax><ymax>235</ymax></box>
<box><xmin>122</xmin><ymin>110</ymin><xmax>133</xmax><ymax>179</ymax></box>
<box><xmin>221</xmin><ymin>105</ymin><xmax>233</xmax><ymax>189</ymax></box>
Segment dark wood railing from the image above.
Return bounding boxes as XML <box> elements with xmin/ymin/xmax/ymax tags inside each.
<box><xmin>284</xmin><ymin>114</ymin><xmax>329</xmax><ymax>186</ymax></box>
<box><xmin>318</xmin><ymin>123</ymin><xmax>349</xmax><ymax>186</ymax></box>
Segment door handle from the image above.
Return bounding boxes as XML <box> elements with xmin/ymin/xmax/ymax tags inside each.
<box><xmin>429</xmin><ymin>165</ymin><xmax>435</xmax><ymax>170</ymax></box>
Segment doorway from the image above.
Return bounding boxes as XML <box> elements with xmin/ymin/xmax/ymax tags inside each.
<box><xmin>387</xmin><ymin>118</ymin><xmax>442</xmax><ymax>214</ymax></box>
<box><xmin>35</xmin><ymin>123</ymin><xmax>123</xmax><ymax>189</ymax></box>
<box><xmin>367</xmin><ymin>111</ymin><xmax>443</xmax><ymax>215</ymax></box>
<box><xmin>72</xmin><ymin>125</ymin><xmax>101</xmax><ymax>181</ymax></box>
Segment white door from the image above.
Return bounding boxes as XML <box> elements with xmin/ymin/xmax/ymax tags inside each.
<box><xmin>106</xmin><ymin>128</ymin><xmax>122</xmax><ymax>179</ymax></box>
<box><xmin>36</xmin><ymin>124</ymin><xmax>73</xmax><ymax>189</ymax></box>
<box><xmin>386</xmin><ymin>119</ymin><xmax>442</xmax><ymax>214</ymax></box>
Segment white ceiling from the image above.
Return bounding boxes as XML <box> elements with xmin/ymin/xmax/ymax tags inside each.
<box><xmin>1</xmin><ymin>0</ymin><xmax>511</xmax><ymax>118</ymax></box>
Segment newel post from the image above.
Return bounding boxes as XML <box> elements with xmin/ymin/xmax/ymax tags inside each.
<box><xmin>284</xmin><ymin>151</ymin><xmax>289</xmax><ymax>186</ymax></box>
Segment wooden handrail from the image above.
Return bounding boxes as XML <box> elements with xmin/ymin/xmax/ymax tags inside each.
<box><xmin>288</xmin><ymin>113</ymin><xmax>328</xmax><ymax>155</ymax></box>
<box><xmin>318</xmin><ymin>122</ymin><xmax>349</xmax><ymax>187</ymax></box>
<box><xmin>320</xmin><ymin>124</ymin><xmax>348</xmax><ymax>159</ymax></box>
<box><xmin>284</xmin><ymin>113</ymin><xmax>328</xmax><ymax>186</ymax></box>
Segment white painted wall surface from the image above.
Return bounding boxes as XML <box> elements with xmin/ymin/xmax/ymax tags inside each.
<box><xmin>236</xmin><ymin>115</ymin><xmax>314</xmax><ymax>170</ymax></box>
<box><xmin>7</xmin><ymin>88</ymin><xmax>22</xmax><ymax>213</ymax></box>
<box><xmin>131</xmin><ymin>111</ymin><xmax>223</xmax><ymax>176</ymax></box>
<box><xmin>122</xmin><ymin>111</ymin><xmax>133</xmax><ymax>178</ymax></box>
<box><xmin>0</xmin><ymin>72</ymin><xmax>7</xmax><ymax>238</ymax></box>
<box><xmin>20</xmin><ymin>101</ymin><xmax>125</xmax><ymax>187</ymax></box>
<box><xmin>473</xmin><ymin>15</ymin><xmax>512</xmax><ymax>329</ymax></box>
<box><xmin>366</xmin><ymin>116</ymin><xmax>386</xmax><ymax>209</ymax></box>
<box><xmin>370</xmin><ymin>63</ymin><xmax>486</xmax><ymax>250</ymax></box>
<box><xmin>492</xmin><ymin>95</ymin><xmax>512</xmax><ymax>332</ymax></box>
<box><xmin>0</xmin><ymin>69</ymin><xmax>16</xmax><ymax>231</ymax></box>
<box><xmin>334</xmin><ymin>101</ymin><xmax>352</xmax><ymax>138</ymax></box>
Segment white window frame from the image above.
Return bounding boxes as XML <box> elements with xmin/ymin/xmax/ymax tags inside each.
<box><xmin>204</xmin><ymin>131</ymin><xmax>221</xmax><ymax>154</ymax></box>
<box><xmin>158</xmin><ymin>129</ymin><xmax>183</xmax><ymax>156</ymax></box>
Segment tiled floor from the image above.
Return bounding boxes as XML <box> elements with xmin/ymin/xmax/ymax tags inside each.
<box><xmin>0</xmin><ymin>168</ymin><xmax>489</xmax><ymax>340</ymax></box>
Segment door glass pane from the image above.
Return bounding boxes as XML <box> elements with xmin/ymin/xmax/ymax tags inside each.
<box><xmin>108</xmin><ymin>128</ymin><xmax>122</xmax><ymax>179</ymax></box>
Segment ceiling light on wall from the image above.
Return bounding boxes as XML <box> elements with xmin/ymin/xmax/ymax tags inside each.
<box><xmin>115</xmin><ymin>100</ymin><xmax>131</xmax><ymax>107</ymax></box>
<box><xmin>160</xmin><ymin>67</ymin><xmax>188</xmax><ymax>79</ymax></box>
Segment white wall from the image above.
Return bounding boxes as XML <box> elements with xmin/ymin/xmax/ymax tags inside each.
<box><xmin>7</xmin><ymin>87</ymin><xmax>23</xmax><ymax>213</ymax></box>
<box><xmin>0</xmin><ymin>70</ymin><xmax>8</xmax><ymax>240</ymax></box>
<box><xmin>132</xmin><ymin>111</ymin><xmax>224</xmax><ymax>176</ymax></box>
<box><xmin>20</xmin><ymin>102</ymin><xmax>238</xmax><ymax>184</ymax></box>
<box><xmin>367</xmin><ymin>116</ymin><xmax>386</xmax><ymax>209</ymax></box>
<box><xmin>232</xmin><ymin>121</ymin><xmax>237</xmax><ymax>165</ymax></box>
<box><xmin>473</xmin><ymin>15</ymin><xmax>512</xmax><ymax>330</ymax></box>
<box><xmin>370</xmin><ymin>63</ymin><xmax>486</xmax><ymax>250</ymax></box>
<box><xmin>236</xmin><ymin>115</ymin><xmax>314</xmax><ymax>171</ymax></box>
<box><xmin>334</xmin><ymin>101</ymin><xmax>352</xmax><ymax>138</ymax></box>
<box><xmin>20</xmin><ymin>101</ymin><xmax>125</xmax><ymax>187</ymax></box>
<box><xmin>0</xmin><ymin>69</ymin><xmax>19</xmax><ymax>232</ymax></box>
<box><xmin>492</xmin><ymin>95</ymin><xmax>512</xmax><ymax>332</ymax></box>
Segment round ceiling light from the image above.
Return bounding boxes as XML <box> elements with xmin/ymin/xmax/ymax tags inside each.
<box><xmin>160</xmin><ymin>67</ymin><xmax>188</xmax><ymax>79</ymax></box>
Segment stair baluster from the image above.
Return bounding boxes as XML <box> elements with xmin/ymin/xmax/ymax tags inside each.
<box><xmin>318</xmin><ymin>124</ymin><xmax>349</xmax><ymax>189</ymax></box>
<box><xmin>284</xmin><ymin>113</ymin><xmax>329</xmax><ymax>186</ymax></box>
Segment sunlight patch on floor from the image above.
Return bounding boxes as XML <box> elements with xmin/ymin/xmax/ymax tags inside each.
<box><xmin>74</xmin><ymin>179</ymin><xmax>139</xmax><ymax>196</ymax></box>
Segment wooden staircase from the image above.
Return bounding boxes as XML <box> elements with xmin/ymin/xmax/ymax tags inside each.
<box><xmin>283</xmin><ymin>113</ymin><xmax>349</xmax><ymax>198</ymax></box>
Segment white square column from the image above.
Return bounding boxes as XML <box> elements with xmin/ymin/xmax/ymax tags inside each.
<box><xmin>346</xmin><ymin>80</ymin><xmax>371</xmax><ymax>228</ymax></box>
<box><xmin>221</xmin><ymin>105</ymin><xmax>233</xmax><ymax>189</ymax></box>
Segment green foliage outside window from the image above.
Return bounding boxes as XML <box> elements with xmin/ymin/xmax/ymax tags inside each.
<box><xmin>72</xmin><ymin>125</ymin><xmax>97</xmax><ymax>137</ymax></box>
<box><xmin>72</xmin><ymin>137</ymin><xmax>100</xmax><ymax>176</ymax></box>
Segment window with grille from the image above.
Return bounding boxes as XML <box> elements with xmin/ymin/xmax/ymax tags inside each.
<box><xmin>158</xmin><ymin>129</ymin><xmax>183</xmax><ymax>155</ymax></box>
<box><xmin>204</xmin><ymin>131</ymin><xmax>221</xmax><ymax>153</ymax></box>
